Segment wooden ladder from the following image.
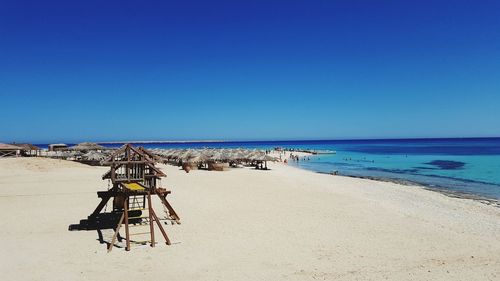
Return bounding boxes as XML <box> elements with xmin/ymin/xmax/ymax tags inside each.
<box><xmin>107</xmin><ymin>193</ymin><xmax>171</xmax><ymax>252</ymax></box>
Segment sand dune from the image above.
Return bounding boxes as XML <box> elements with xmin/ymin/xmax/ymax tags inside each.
<box><xmin>0</xmin><ymin>157</ymin><xmax>499</xmax><ymax>280</ymax></box>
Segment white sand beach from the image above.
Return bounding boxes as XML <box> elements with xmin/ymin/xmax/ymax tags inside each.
<box><xmin>0</xmin><ymin>157</ymin><xmax>499</xmax><ymax>281</ymax></box>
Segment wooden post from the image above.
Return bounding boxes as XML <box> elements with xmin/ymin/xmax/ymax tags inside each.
<box><xmin>126</xmin><ymin>148</ymin><xmax>130</xmax><ymax>180</ymax></box>
<box><xmin>124</xmin><ymin>197</ymin><xmax>130</xmax><ymax>251</ymax></box>
<box><xmin>147</xmin><ymin>193</ymin><xmax>155</xmax><ymax>247</ymax></box>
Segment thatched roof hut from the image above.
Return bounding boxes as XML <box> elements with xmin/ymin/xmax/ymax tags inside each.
<box><xmin>13</xmin><ymin>143</ymin><xmax>41</xmax><ymax>156</ymax></box>
<box><xmin>0</xmin><ymin>143</ymin><xmax>21</xmax><ymax>157</ymax></box>
<box><xmin>14</xmin><ymin>143</ymin><xmax>40</xmax><ymax>151</ymax></box>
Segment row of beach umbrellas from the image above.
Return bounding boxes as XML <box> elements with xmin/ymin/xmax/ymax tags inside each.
<box><xmin>150</xmin><ymin>148</ymin><xmax>278</xmax><ymax>163</ymax></box>
<box><xmin>69</xmin><ymin>142</ymin><xmax>108</xmax><ymax>151</ymax></box>
<box><xmin>40</xmin><ymin>149</ymin><xmax>112</xmax><ymax>161</ymax></box>
<box><xmin>40</xmin><ymin>144</ymin><xmax>278</xmax><ymax>164</ymax></box>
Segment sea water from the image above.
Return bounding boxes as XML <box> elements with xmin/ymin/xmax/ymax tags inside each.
<box><xmin>285</xmin><ymin>138</ymin><xmax>500</xmax><ymax>200</ymax></box>
<box><xmin>40</xmin><ymin>138</ymin><xmax>500</xmax><ymax>200</ymax></box>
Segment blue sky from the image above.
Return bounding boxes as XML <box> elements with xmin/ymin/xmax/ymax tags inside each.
<box><xmin>1</xmin><ymin>0</ymin><xmax>499</xmax><ymax>143</ymax></box>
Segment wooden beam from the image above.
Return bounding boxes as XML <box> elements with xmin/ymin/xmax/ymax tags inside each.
<box><xmin>101</xmin><ymin>160</ymin><xmax>156</xmax><ymax>165</ymax></box>
<box><xmin>157</xmin><ymin>193</ymin><xmax>181</xmax><ymax>223</ymax></box>
<box><xmin>150</xmin><ymin>208</ymin><xmax>171</xmax><ymax>245</ymax></box>
<box><xmin>91</xmin><ymin>191</ymin><xmax>113</xmax><ymax>217</ymax></box>
<box><xmin>107</xmin><ymin>212</ymin><xmax>125</xmax><ymax>252</ymax></box>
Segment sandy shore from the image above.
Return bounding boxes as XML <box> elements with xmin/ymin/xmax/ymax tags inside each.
<box><xmin>0</xmin><ymin>157</ymin><xmax>499</xmax><ymax>281</ymax></box>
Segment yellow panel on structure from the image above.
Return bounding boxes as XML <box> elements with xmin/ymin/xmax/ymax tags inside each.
<box><xmin>123</xmin><ymin>182</ymin><xmax>146</xmax><ymax>191</ymax></box>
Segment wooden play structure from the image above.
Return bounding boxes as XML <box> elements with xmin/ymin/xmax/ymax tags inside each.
<box><xmin>69</xmin><ymin>144</ymin><xmax>180</xmax><ymax>251</ymax></box>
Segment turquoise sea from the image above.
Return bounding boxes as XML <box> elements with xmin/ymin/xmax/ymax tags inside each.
<box><xmin>39</xmin><ymin>138</ymin><xmax>500</xmax><ymax>200</ymax></box>
<box><xmin>286</xmin><ymin>139</ymin><xmax>500</xmax><ymax>201</ymax></box>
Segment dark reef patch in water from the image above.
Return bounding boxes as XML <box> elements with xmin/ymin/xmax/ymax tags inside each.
<box><xmin>366</xmin><ymin>167</ymin><xmax>420</xmax><ymax>173</ymax></box>
<box><xmin>345</xmin><ymin>142</ymin><xmax>500</xmax><ymax>155</ymax></box>
<box><xmin>424</xmin><ymin>160</ymin><xmax>465</xmax><ymax>170</ymax></box>
<box><xmin>414</xmin><ymin>166</ymin><xmax>436</xmax><ymax>170</ymax></box>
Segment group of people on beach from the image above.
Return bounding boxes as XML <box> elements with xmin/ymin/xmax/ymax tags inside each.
<box><xmin>273</xmin><ymin>148</ymin><xmax>314</xmax><ymax>164</ymax></box>
<box><xmin>285</xmin><ymin>153</ymin><xmax>311</xmax><ymax>163</ymax></box>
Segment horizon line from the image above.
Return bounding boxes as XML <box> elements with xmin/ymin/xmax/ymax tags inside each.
<box><xmin>19</xmin><ymin>136</ymin><xmax>500</xmax><ymax>145</ymax></box>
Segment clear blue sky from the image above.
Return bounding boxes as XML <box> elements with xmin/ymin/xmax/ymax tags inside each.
<box><xmin>1</xmin><ymin>0</ymin><xmax>499</xmax><ymax>143</ymax></box>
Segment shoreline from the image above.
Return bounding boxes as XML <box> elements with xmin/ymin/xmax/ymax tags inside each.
<box><xmin>278</xmin><ymin>156</ymin><xmax>500</xmax><ymax>207</ymax></box>
<box><xmin>314</xmin><ymin>170</ymin><xmax>500</xmax><ymax>208</ymax></box>
<box><xmin>280</xmin><ymin>150</ymin><xmax>500</xmax><ymax>206</ymax></box>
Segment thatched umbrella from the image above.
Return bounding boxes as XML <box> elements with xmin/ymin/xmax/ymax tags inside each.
<box><xmin>163</xmin><ymin>150</ymin><xmax>178</xmax><ymax>161</ymax></box>
<box><xmin>262</xmin><ymin>154</ymin><xmax>278</xmax><ymax>169</ymax></box>
<box><xmin>83</xmin><ymin>151</ymin><xmax>107</xmax><ymax>161</ymax></box>
<box><xmin>176</xmin><ymin>149</ymin><xmax>194</xmax><ymax>161</ymax></box>
<box><xmin>180</xmin><ymin>150</ymin><xmax>200</xmax><ymax>162</ymax></box>
<box><xmin>209</xmin><ymin>150</ymin><xmax>228</xmax><ymax>162</ymax></box>
<box><xmin>225</xmin><ymin>150</ymin><xmax>243</xmax><ymax>161</ymax></box>
<box><xmin>159</xmin><ymin>150</ymin><xmax>170</xmax><ymax>159</ymax></box>
<box><xmin>168</xmin><ymin>149</ymin><xmax>182</xmax><ymax>159</ymax></box>
<box><xmin>236</xmin><ymin>151</ymin><xmax>250</xmax><ymax>160</ymax></box>
<box><xmin>252</xmin><ymin>154</ymin><xmax>277</xmax><ymax>162</ymax></box>
<box><xmin>240</xmin><ymin>150</ymin><xmax>272</xmax><ymax>169</ymax></box>
<box><xmin>245</xmin><ymin>150</ymin><xmax>262</xmax><ymax>161</ymax></box>
<box><xmin>162</xmin><ymin>149</ymin><xmax>175</xmax><ymax>157</ymax></box>
<box><xmin>184</xmin><ymin>152</ymin><xmax>209</xmax><ymax>164</ymax></box>
<box><xmin>45</xmin><ymin>150</ymin><xmax>81</xmax><ymax>159</ymax></box>
<box><xmin>154</xmin><ymin>149</ymin><xmax>171</xmax><ymax>158</ymax></box>
<box><xmin>70</xmin><ymin>142</ymin><xmax>106</xmax><ymax>151</ymax></box>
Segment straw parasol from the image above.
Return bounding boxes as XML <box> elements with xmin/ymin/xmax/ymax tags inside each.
<box><xmin>70</xmin><ymin>142</ymin><xmax>106</xmax><ymax>151</ymax></box>
<box><xmin>82</xmin><ymin>151</ymin><xmax>108</xmax><ymax>161</ymax></box>
<box><xmin>245</xmin><ymin>150</ymin><xmax>263</xmax><ymax>161</ymax></box>
<box><xmin>184</xmin><ymin>152</ymin><xmax>209</xmax><ymax>163</ymax></box>
<box><xmin>209</xmin><ymin>150</ymin><xmax>227</xmax><ymax>162</ymax></box>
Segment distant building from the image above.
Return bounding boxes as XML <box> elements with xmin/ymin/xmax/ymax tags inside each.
<box><xmin>48</xmin><ymin>143</ymin><xmax>68</xmax><ymax>151</ymax></box>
